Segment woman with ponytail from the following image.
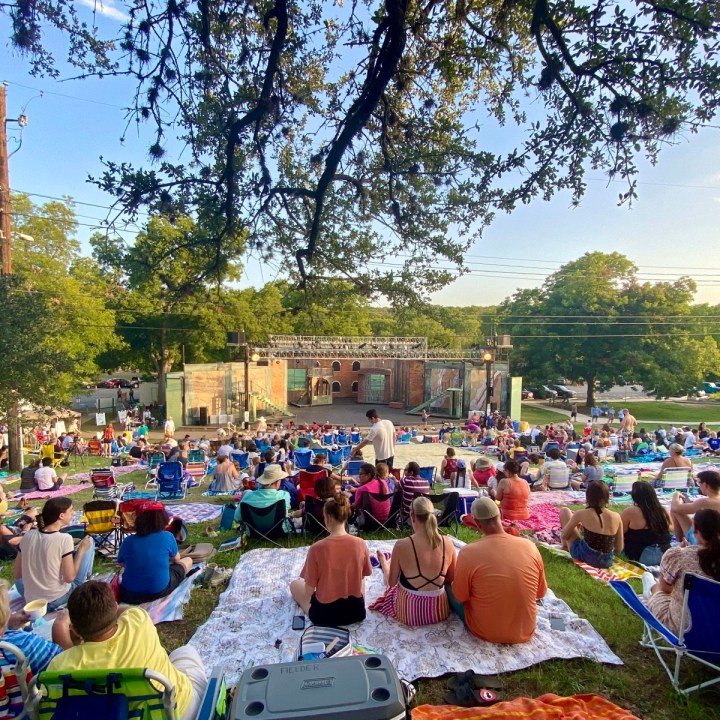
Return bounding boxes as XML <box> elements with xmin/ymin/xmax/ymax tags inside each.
<box><xmin>560</xmin><ymin>481</ymin><xmax>623</xmax><ymax>568</ymax></box>
<box><xmin>647</xmin><ymin>508</ymin><xmax>720</xmax><ymax>634</ymax></box>
<box><xmin>290</xmin><ymin>492</ymin><xmax>371</xmax><ymax>625</ymax></box>
<box><xmin>13</xmin><ymin>497</ymin><xmax>95</xmax><ymax>610</ymax></box>
<box><xmin>370</xmin><ymin>496</ymin><xmax>457</xmax><ymax>626</ymax></box>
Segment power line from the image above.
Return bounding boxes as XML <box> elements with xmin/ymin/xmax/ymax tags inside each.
<box><xmin>4</xmin><ymin>80</ymin><xmax>128</xmax><ymax>110</ymax></box>
<box><xmin>11</xmin><ymin>189</ymin><xmax>152</xmax><ymax>218</ymax></box>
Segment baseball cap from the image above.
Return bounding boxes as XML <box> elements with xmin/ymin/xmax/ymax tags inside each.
<box><xmin>471</xmin><ymin>497</ymin><xmax>500</xmax><ymax>521</ymax></box>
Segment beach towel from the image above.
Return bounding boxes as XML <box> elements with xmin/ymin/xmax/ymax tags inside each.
<box><xmin>412</xmin><ymin>693</ymin><xmax>640</xmax><ymax>719</ymax></box>
<box><xmin>67</xmin><ymin>464</ymin><xmax>141</xmax><ymax>483</ymax></box>
<box><xmin>189</xmin><ymin>540</ymin><xmax>622</xmax><ymax>686</ymax></box>
<box><xmin>539</xmin><ymin>543</ymin><xmax>646</xmax><ymax>583</ymax></box>
<box><xmin>505</xmin><ymin>503</ymin><xmax>561</xmax><ymax>544</ymax></box>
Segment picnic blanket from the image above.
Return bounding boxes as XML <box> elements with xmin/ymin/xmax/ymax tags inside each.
<box><xmin>165</xmin><ymin>503</ymin><xmax>222</xmax><ymax>524</ymax></box>
<box><xmin>67</xmin><ymin>464</ymin><xmax>141</xmax><ymax>482</ymax></box>
<box><xmin>9</xmin><ymin>569</ymin><xmax>198</xmax><ymax>624</ymax></box>
<box><xmin>189</xmin><ymin>540</ymin><xmax>622</xmax><ymax>686</ymax></box>
<box><xmin>528</xmin><ymin>490</ymin><xmax>586</xmax><ymax>507</ymax></box>
<box><xmin>13</xmin><ymin>484</ymin><xmax>87</xmax><ymax>500</ymax></box>
<box><xmin>539</xmin><ymin>543</ymin><xmax>646</xmax><ymax>583</ymax></box>
<box><xmin>412</xmin><ymin>693</ymin><xmax>640</xmax><ymax>719</ymax></box>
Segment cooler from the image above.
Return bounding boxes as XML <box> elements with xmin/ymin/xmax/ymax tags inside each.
<box><xmin>230</xmin><ymin>655</ymin><xmax>406</xmax><ymax>720</ymax></box>
<box><xmin>443</xmin><ymin>487</ymin><xmax>478</xmax><ymax>519</ymax></box>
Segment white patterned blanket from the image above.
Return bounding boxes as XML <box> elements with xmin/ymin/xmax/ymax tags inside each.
<box><xmin>189</xmin><ymin>539</ymin><xmax>622</xmax><ymax>684</ymax></box>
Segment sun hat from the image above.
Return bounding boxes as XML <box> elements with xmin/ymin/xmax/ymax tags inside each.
<box><xmin>473</xmin><ymin>455</ymin><xmax>494</xmax><ymax>470</ymax></box>
<box><xmin>471</xmin><ymin>497</ymin><xmax>500</xmax><ymax>521</ymax></box>
<box><xmin>256</xmin><ymin>464</ymin><xmax>288</xmax><ymax>485</ymax></box>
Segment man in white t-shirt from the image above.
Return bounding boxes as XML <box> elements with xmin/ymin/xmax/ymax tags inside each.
<box><xmin>34</xmin><ymin>458</ymin><xmax>67</xmax><ymax>491</ymax></box>
<box><xmin>542</xmin><ymin>448</ymin><xmax>570</xmax><ymax>490</ymax></box>
<box><xmin>351</xmin><ymin>409</ymin><xmax>396</xmax><ymax>469</ymax></box>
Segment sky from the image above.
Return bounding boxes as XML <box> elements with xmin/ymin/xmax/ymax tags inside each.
<box><xmin>2</xmin><ymin>5</ymin><xmax>720</xmax><ymax>308</ymax></box>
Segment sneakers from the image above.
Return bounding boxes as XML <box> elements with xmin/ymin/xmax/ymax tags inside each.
<box><xmin>199</xmin><ymin>563</ymin><xmax>233</xmax><ymax>588</ymax></box>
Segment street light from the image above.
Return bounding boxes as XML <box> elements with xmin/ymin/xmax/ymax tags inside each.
<box><xmin>482</xmin><ymin>351</ymin><xmax>493</xmax><ymax>417</ymax></box>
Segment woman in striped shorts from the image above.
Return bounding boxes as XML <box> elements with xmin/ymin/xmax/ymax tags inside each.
<box><xmin>370</xmin><ymin>496</ymin><xmax>457</xmax><ymax>626</ymax></box>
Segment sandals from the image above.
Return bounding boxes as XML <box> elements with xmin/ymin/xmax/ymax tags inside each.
<box><xmin>444</xmin><ymin>670</ymin><xmax>501</xmax><ymax>707</ymax></box>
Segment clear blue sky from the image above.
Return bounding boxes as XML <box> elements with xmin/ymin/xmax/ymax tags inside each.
<box><xmin>2</xmin><ymin>5</ymin><xmax>720</xmax><ymax>307</ymax></box>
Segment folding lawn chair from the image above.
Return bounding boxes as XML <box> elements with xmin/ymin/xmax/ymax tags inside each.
<box><xmin>418</xmin><ymin>466</ymin><xmax>436</xmax><ymax>485</ymax></box>
<box><xmin>82</xmin><ymin>500</ymin><xmax>120</xmax><ymax>557</ymax></box>
<box><xmin>28</xmin><ymin>668</ymin><xmax>176</xmax><ymax>720</ymax></box>
<box><xmin>327</xmin><ymin>449</ymin><xmax>343</xmax><ymax>468</ymax></box>
<box><xmin>610</xmin><ymin>469</ymin><xmax>640</xmax><ymax>497</ymax></box>
<box><xmin>303</xmin><ymin>496</ymin><xmax>329</xmax><ymax>542</ymax></box>
<box><xmin>343</xmin><ymin>460</ymin><xmax>363</xmax><ymax>479</ymax></box>
<box><xmin>336</xmin><ymin>433</ymin><xmax>348</xmax><ymax>445</ymax></box>
<box><xmin>90</xmin><ymin>467</ymin><xmax>131</xmax><ymax>501</ymax></box>
<box><xmin>87</xmin><ymin>439</ymin><xmax>103</xmax><ymax>456</ymax></box>
<box><xmin>350</xmin><ymin>432</ymin><xmax>361</xmax><ymax>444</ymax></box>
<box><xmin>238</xmin><ymin>500</ymin><xmax>294</xmax><ymax>549</ymax></box>
<box><xmin>360</xmin><ymin>492</ymin><xmax>402</xmax><ymax>537</ymax></box>
<box><xmin>39</xmin><ymin>444</ymin><xmax>64</xmax><ymax>469</ymax></box>
<box><xmin>0</xmin><ymin>640</ymin><xmax>32</xmax><ymax>719</ymax></box>
<box><xmin>230</xmin><ymin>451</ymin><xmax>250</xmax><ymax>471</ymax></box>
<box><xmin>297</xmin><ymin>470</ymin><xmax>327</xmax><ymax>502</ymax></box>
<box><xmin>185</xmin><ymin>461</ymin><xmax>208</xmax><ymax>486</ymax></box>
<box><xmin>427</xmin><ymin>492</ymin><xmax>460</xmax><ymax>534</ymax></box>
<box><xmin>339</xmin><ymin>445</ymin><xmax>352</xmax><ymax>461</ymax></box>
<box><xmin>154</xmin><ymin>462</ymin><xmax>187</xmax><ymax>501</ymax></box>
<box><xmin>145</xmin><ymin>452</ymin><xmax>166</xmax><ymax>489</ymax></box>
<box><xmin>397</xmin><ymin>432</ymin><xmax>411</xmax><ymax>445</ymax></box>
<box><xmin>117</xmin><ymin>498</ymin><xmax>146</xmax><ymax>539</ymax></box>
<box><xmin>293</xmin><ymin>448</ymin><xmax>313</xmax><ymax>470</ymax></box>
<box><xmin>188</xmin><ymin>449</ymin><xmax>207</xmax><ymax>464</ymax></box>
<box><xmin>657</xmin><ymin>467</ymin><xmax>693</xmax><ymax>493</ymax></box>
<box><xmin>610</xmin><ymin>573</ymin><xmax>720</xmax><ymax>695</ymax></box>
<box><xmin>322</xmin><ymin>433</ymin><xmax>333</xmax><ymax>446</ymax></box>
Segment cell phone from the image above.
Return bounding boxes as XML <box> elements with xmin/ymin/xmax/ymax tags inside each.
<box><xmin>550</xmin><ymin>616</ymin><xmax>566</xmax><ymax>632</ymax></box>
<box><xmin>292</xmin><ymin>615</ymin><xmax>305</xmax><ymax>631</ymax></box>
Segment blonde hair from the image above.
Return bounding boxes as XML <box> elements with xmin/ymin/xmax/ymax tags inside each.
<box><xmin>411</xmin><ymin>496</ymin><xmax>441</xmax><ymax>550</ymax></box>
<box><xmin>376</xmin><ymin>462</ymin><xmax>389</xmax><ymax>478</ymax></box>
<box><xmin>0</xmin><ymin>580</ymin><xmax>10</xmax><ymax>630</ymax></box>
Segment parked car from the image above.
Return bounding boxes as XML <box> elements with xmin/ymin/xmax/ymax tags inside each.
<box><xmin>703</xmin><ymin>382</ymin><xmax>720</xmax><ymax>394</ymax></box>
<box><xmin>96</xmin><ymin>379</ymin><xmax>120</xmax><ymax>389</ymax></box>
<box><xmin>550</xmin><ymin>384</ymin><xmax>577</xmax><ymax>399</ymax></box>
<box><xmin>132</xmin><ymin>374</ymin><xmax>158</xmax><ymax>384</ymax></box>
<box><xmin>526</xmin><ymin>385</ymin><xmax>558</xmax><ymax>400</ymax></box>
<box><xmin>522</xmin><ymin>388</ymin><xmax>534</xmax><ymax>400</ymax></box>
<box><xmin>115</xmin><ymin>378</ymin><xmax>140</xmax><ymax>389</ymax></box>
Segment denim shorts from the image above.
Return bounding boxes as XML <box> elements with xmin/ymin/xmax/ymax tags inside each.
<box><xmin>570</xmin><ymin>538</ymin><xmax>614</xmax><ymax>568</ymax></box>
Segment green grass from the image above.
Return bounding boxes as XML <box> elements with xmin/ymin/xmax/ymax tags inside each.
<box><xmin>520</xmin><ymin>405</ymin><xmax>570</xmax><ymax>426</ymax></box>
<box><xmin>5</xmin><ymin>463</ymin><xmax>720</xmax><ymax>718</ymax></box>
<box><xmin>607</xmin><ymin>401</ymin><xmax>720</xmax><ymax>424</ymax></box>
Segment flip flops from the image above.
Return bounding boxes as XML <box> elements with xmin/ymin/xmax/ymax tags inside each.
<box><xmin>447</xmin><ymin>669</ymin><xmax>503</xmax><ymax>691</ymax></box>
<box><xmin>444</xmin><ymin>685</ymin><xmax>498</xmax><ymax>707</ymax></box>
<box><xmin>444</xmin><ymin>670</ymin><xmax>501</xmax><ymax>707</ymax></box>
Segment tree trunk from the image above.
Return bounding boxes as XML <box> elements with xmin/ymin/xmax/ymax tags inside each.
<box><xmin>7</xmin><ymin>400</ymin><xmax>23</xmax><ymax>472</ymax></box>
<box><xmin>585</xmin><ymin>375</ymin><xmax>596</xmax><ymax>408</ymax></box>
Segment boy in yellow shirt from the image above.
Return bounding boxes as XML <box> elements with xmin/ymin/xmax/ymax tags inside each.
<box><xmin>48</xmin><ymin>581</ymin><xmax>207</xmax><ymax>719</ymax></box>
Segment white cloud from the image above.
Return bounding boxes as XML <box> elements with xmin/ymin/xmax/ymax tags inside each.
<box><xmin>76</xmin><ymin>0</ymin><xmax>129</xmax><ymax>22</ymax></box>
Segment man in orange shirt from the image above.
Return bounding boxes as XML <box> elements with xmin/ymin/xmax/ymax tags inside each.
<box><xmin>448</xmin><ymin>497</ymin><xmax>547</xmax><ymax>643</ymax></box>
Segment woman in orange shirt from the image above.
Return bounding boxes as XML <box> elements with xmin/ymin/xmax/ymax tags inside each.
<box><xmin>290</xmin><ymin>493</ymin><xmax>372</xmax><ymax>625</ymax></box>
<box><xmin>496</xmin><ymin>459</ymin><xmax>530</xmax><ymax>521</ymax></box>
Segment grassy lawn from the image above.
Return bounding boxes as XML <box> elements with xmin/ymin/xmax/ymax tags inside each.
<box><xmin>520</xmin><ymin>404</ymin><xmax>569</xmax><ymax>426</ymax></box>
<box><xmin>4</xmin><ymin>457</ymin><xmax>720</xmax><ymax>717</ymax></box>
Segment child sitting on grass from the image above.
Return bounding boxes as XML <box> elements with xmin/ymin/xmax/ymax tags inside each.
<box><xmin>48</xmin><ymin>581</ymin><xmax>208</xmax><ymax>720</ymax></box>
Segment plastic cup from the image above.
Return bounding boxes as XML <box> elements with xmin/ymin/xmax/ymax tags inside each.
<box><xmin>23</xmin><ymin>599</ymin><xmax>48</xmax><ymax>621</ymax></box>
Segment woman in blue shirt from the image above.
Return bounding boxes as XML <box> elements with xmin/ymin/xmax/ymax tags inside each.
<box><xmin>118</xmin><ymin>502</ymin><xmax>192</xmax><ymax>604</ymax></box>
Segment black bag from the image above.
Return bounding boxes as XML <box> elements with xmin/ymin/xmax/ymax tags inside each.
<box><xmin>614</xmin><ymin>450</ymin><xmax>628</xmax><ymax>463</ymax></box>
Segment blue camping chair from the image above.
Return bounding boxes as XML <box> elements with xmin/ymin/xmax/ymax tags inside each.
<box><xmin>350</xmin><ymin>432</ymin><xmax>361</xmax><ymax>444</ymax></box>
<box><xmin>610</xmin><ymin>573</ymin><xmax>720</xmax><ymax>695</ymax></box>
<box><xmin>293</xmin><ymin>448</ymin><xmax>313</xmax><ymax>470</ymax></box>
<box><xmin>154</xmin><ymin>461</ymin><xmax>187</xmax><ymax>501</ymax></box>
<box><xmin>255</xmin><ymin>439</ymin><xmax>271</xmax><ymax>452</ymax></box>
<box><xmin>418</xmin><ymin>466</ymin><xmax>436</xmax><ymax>484</ymax></box>
<box><xmin>327</xmin><ymin>449</ymin><xmax>343</xmax><ymax>467</ymax></box>
<box><xmin>230</xmin><ymin>451</ymin><xmax>250</xmax><ymax>470</ymax></box>
<box><xmin>344</xmin><ymin>459</ymin><xmax>363</xmax><ymax>478</ymax></box>
<box><xmin>322</xmin><ymin>433</ymin><xmax>333</xmax><ymax>446</ymax></box>
<box><xmin>339</xmin><ymin>444</ymin><xmax>352</xmax><ymax>460</ymax></box>
<box><xmin>336</xmin><ymin>433</ymin><xmax>348</xmax><ymax>445</ymax></box>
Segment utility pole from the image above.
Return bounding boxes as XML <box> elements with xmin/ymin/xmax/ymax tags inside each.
<box><xmin>0</xmin><ymin>84</ymin><xmax>23</xmax><ymax>471</ymax></box>
<box><xmin>0</xmin><ymin>83</ymin><xmax>12</xmax><ymax>274</ymax></box>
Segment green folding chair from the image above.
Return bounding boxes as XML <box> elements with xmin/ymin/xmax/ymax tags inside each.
<box><xmin>29</xmin><ymin>668</ymin><xmax>176</xmax><ymax>720</ymax></box>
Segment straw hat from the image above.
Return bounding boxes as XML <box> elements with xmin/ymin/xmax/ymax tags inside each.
<box><xmin>473</xmin><ymin>455</ymin><xmax>494</xmax><ymax>470</ymax></box>
<box><xmin>256</xmin><ymin>464</ymin><xmax>288</xmax><ymax>486</ymax></box>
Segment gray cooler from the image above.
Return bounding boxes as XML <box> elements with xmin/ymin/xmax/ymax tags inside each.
<box><xmin>230</xmin><ymin>655</ymin><xmax>406</xmax><ymax>720</ymax></box>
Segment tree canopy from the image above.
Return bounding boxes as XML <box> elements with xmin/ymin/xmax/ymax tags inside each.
<box><xmin>5</xmin><ymin>0</ymin><xmax>720</xmax><ymax>301</ymax></box>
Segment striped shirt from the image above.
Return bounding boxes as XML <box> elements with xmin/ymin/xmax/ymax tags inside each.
<box><xmin>1</xmin><ymin>629</ymin><xmax>63</xmax><ymax>675</ymax></box>
<box><xmin>398</xmin><ymin>475</ymin><xmax>431</xmax><ymax>515</ymax></box>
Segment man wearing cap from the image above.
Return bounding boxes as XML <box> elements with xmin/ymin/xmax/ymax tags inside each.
<box><xmin>351</xmin><ymin>409</ymin><xmax>396</xmax><ymax>469</ymax></box>
<box><xmin>448</xmin><ymin>497</ymin><xmax>547</xmax><ymax>644</ymax></box>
